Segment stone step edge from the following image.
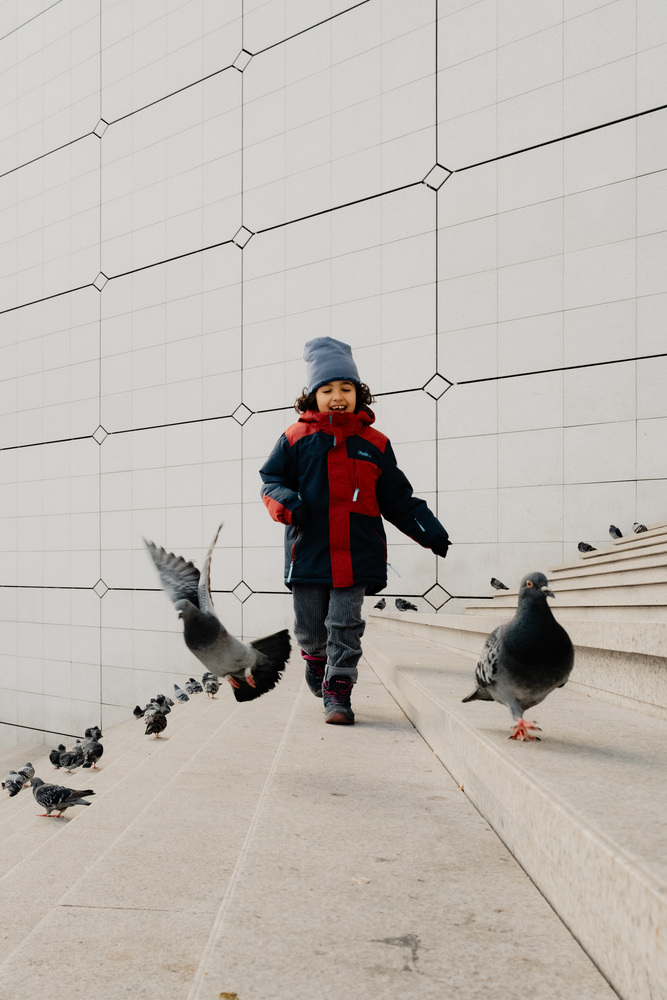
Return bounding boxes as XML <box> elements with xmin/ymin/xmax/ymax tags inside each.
<box><xmin>364</xmin><ymin>631</ymin><xmax>665</xmax><ymax>1000</ymax></box>
<box><xmin>370</xmin><ymin>609</ymin><xmax>667</xmax><ymax>658</ymax></box>
<box><xmin>371</xmin><ymin>610</ymin><xmax>667</xmax><ymax>720</ymax></box>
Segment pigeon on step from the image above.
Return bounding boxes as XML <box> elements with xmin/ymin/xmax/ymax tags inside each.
<box><xmin>578</xmin><ymin>542</ymin><xmax>596</xmax><ymax>553</ymax></box>
<box><xmin>49</xmin><ymin>744</ymin><xmax>66</xmax><ymax>768</ymax></box>
<box><xmin>490</xmin><ymin>577</ymin><xmax>509</xmax><ymax>590</ymax></box>
<box><xmin>373</xmin><ymin>597</ymin><xmax>386</xmax><ymax>610</ymax></box>
<box><xmin>173</xmin><ymin>684</ymin><xmax>190</xmax><ymax>702</ymax></box>
<box><xmin>81</xmin><ymin>734</ymin><xmax>103</xmax><ymax>769</ymax></box>
<box><xmin>204</xmin><ymin>676</ymin><xmax>220</xmax><ymax>698</ymax></box>
<box><xmin>609</xmin><ymin>525</ymin><xmax>623</xmax><ymax>540</ymax></box>
<box><xmin>144</xmin><ymin>524</ymin><xmax>291</xmax><ymax>701</ymax></box>
<box><xmin>184</xmin><ymin>677</ymin><xmax>203</xmax><ymax>694</ymax></box>
<box><xmin>145</xmin><ymin>711</ymin><xmax>167</xmax><ymax>738</ymax></box>
<box><xmin>395</xmin><ymin>598</ymin><xmax>418</xmax><ymax>612</ymax></box>
<box><xmin>3</xmin><ymin>769</ymin><xmax>26</xmax><ymax>797</ymax></box>
<box><xmin>462</xmin><ymin>572</ymin><xmax>574</xmax><ymax>741</ymax></box>
<box><xmin>58</xmin><ymin>744</ymin><xmax>85</xmax><ymax>773</ymax></box>
<box><xmin>30</xmin><ymin>777</ymin><xmax>95</xmax><ymax>817</ymax></box>
<box><xmin>633</xmin><ymin>523</ymin><xmax>647</xmax><ymax>533</ymax></box>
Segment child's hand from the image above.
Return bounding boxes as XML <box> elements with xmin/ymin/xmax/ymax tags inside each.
<box><xmin>431</xmin><ymin>536</ymin><xmax>450</xmax><ymax>558</ymax></box>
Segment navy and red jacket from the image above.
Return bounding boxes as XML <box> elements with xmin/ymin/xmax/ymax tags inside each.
<box><xmin>259</xmin><ymin>408</ymin><xmax>449</xmax><ymax>595</ymax></box>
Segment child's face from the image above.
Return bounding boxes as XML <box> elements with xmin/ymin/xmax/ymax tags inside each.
<box><xmin>315</xmin><ymin>380</ymin><xmax>357</xmax><ymax>413</ymax></box>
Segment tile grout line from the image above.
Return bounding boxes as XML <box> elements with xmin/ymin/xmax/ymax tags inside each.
<box><xmin>186</xmin><ymin>683</ymin><xmax>304</xmax><ymax>1000</ymax></box>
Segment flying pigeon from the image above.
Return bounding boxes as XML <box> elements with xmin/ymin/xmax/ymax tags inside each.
<box><xmin>373</xmin><ymin>597</ymin><xmax>386</xmax><ymax>610</ymax></box>
<box><xmin>609</xmin><ymin>525</ymin><xmax>623</xmax><ymax>540</ymax></box>
<box><xmin>144</xmin><ymin>524</ymin><xmax>291</xmax><ymax>701</ymax></box>
<box><xmin>633</xmin><ymin>523</ymin><xmax>647</xmax><ymax>533</ymax></box>
<box><xmin>184</xmin><ymin>677</ymin><xmax>203</xmax><ymax>694</ymax></box>
<box><xmin>173</xmin><ymin>684</ymin><xmax>190</xmax><ymax>702</ymax></box>
<box><xmin>490</xmin><ymin>577</ymin><xmax>509</xmax><ymax>591</ymax></box>
<box><xmin>578</xmin><ymin>542</ymin><xmax>596</xmax><ymax>552</ymax></box>
<box><xmin>30</xmin><ymin>777</ymin><xmax>95</xmax><ymax>817</ymax></box>
<box><xmin>49</xmin><ymin>744</ymin><xmax>66</xmax><ymax>768</ymax></box>
<box><xmin>461</xmin><ymin>572</ymin><xmax>574</xmax><ymax>741</ymax></box>
<box><xmin>395</xmin><ymin>598</ymin><xmax>418</xmax><ymax>612</ymax></box>
<box><xmin>58</xmin><ymin>744</ymin><xmax>85</xmax><ymax>772</ymax></box>
<box><xmin>145</xmin><ymin>711</ymin><xmax>167</xmax><ymax>738</ymax></box>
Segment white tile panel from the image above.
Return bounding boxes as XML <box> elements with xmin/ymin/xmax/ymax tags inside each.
<box><xmin>564</xmin><ymin>363</ymin><xmax>637</xmax><ymax>426</ymax></box>
<box><xmin>637</xmin><ymin>292</ymin><xmax>667</xmax><ymax>355</ymax></box>
<box><xmin>439</xmin><ymin>323</ymin><xmax>497</xmax><ymax>382</ymax></box>
<box><xmin>637</xmin><ymin>170</ymin><xmax>667</xmax><ymax>238</ymax></box>
<box><xmin>564</xmin><ymin>420</ymin><xmax>637</xmax><ymax>484</ymax></box>
<box><xmin>438</xmin><ymin>434</ymin><xmax>498</xmax><ymax>492</ymax></box>
<box><xmin>637</xmin><ymin>107</ymin><xmax>667</xmax><ymax>175</ymax></box>
<box><xmin>637</xmin><ymin>356</ymin><xmax>667</xmax><ymax>419</ymax></box>
<box><xmin>564</xmin><ymin>239</ymin><xmax>636</xmax><ymax>310</ymax></box>
<box><xmin>564</xmin><ymin>119</ymin><xmax>637</xmax><ymax>195</ymax></box>
<box><xmin>498</xmin><ymin>255</ymin><xmax>563</xmax><ymax>322</ymax></box>
<box><xmin>564</xmin><ymin>0</ymin><xmax>636</xmax><ymax>78</ymax></box>
<box><xmin>498</xmin><ymin>312</ymin><xmax>563</xmax><ymax>377</ymax></box>
<box><xmin>439</xmin><ymin>488</ymin><xmax>498</xmax><ymax>543</ymax></box>
<box><xmin>564</xmin><ymin>180</ymin><xmax>636</xmax><ymax>252</ymax></box>
<box><xmin>497</xmin><ymin>82</ymin><xmax>563</xmax><ymax>157</ymax></box>
<box><xmin>498</xmin><ymin>199</ymin><xmax>563</xmax><ymax>268</ymax></box>
<box><xmin>498</xmin><ymin>427</ymin><xmax>564</xmax><ymax>488</ymax></box>
<box><xmin>564</xmin><ymin>299</ymin><xmax>636</xmax><ymax>366</ymax></box>
<box><xmin>498</xmin><ymin>372</ymin><xmax>563</xmax><ymax>433</ymax></box>
<box><xmin>638</xmin><ymin>417</ymin><xmax>667</xmax><ymax>479</ymax></box>
<box><xmin>498</xmin><ymin>485</ymin><xmax>564</xmax><ymax>542</ymax></box>
<box><xmin>498</xmin><ymin>24</ymin><xmax>563</xmax><ymax>103</ymax></box>
<box><xmin>637</xmin><ymin>231</ymin><xmax>667</xmax><ymax>297</ymax></box>
<box><xmin>563</xmin><ymin>56</ymin><xmax>636</xmax><ymax>134</ymax></box>
<box><xmin>438</xmin><ymin>51</ymin><xmax>497</xmax><ymax>123</ymax></box>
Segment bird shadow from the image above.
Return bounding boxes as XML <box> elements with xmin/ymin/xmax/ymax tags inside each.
<box><xmin>529</xmin><ymin>732</ymin><xmax>646</xmax><ymax>767</ymax></box>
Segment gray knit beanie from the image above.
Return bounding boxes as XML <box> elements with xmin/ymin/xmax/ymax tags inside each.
<box><xmin>304</xmin><ymin>337</ymin><xmax>361</xmax><ymax>394</ymax></box>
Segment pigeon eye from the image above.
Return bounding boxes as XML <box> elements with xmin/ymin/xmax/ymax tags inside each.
<box><xmin>526</xmin><ymin>580</ymin><xmax>534</xmax><ymax>588</ymax></box>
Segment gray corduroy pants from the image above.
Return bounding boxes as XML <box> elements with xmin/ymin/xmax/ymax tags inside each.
<box><xmin>291</xmin><ymin>583</ymin><xmax>366</xmax><ymax>683</ymax></box>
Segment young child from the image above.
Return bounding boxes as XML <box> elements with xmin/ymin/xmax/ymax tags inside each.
<box><xmin>259</xmin><ymin>337</ymin><xmax>450</xmax><ymax>725</ymax></box>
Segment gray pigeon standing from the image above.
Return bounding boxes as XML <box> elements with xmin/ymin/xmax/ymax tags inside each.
<box><xmin>373</xmin><ymin>597</ymin><xmax>386</xmax><ymax>610</ymax></box>
<box><xmin>184</xmin><ymin>677</ymin><xmax>203</xmax><ymax>694</ymax></box>
<box><xmin>203</xmin><ymin>672</ymin><xmax>220</xmax><ymax>698</ymax></box>
<box><xmin>30</xmin><ymin>777</ymin><xmax>95</xmax><ymax>817</ymax></box>
<box><xmin>633</xmin><ymin>522</ymin><xmax>647</xmax><ymax>533</ymax></box>
<box><xmin>609</xmin><ymin>524</ymin><xmax>623</xmax><ymax>539</ymax></box>
<box><xmin>462</xmin><ymin>572</ymin><xmax>574</xmax><ymax>741</ymax></box>
<box><xmin>490</xmin><ymin>577</ymin><xmax>509</xmax><ymax>590</ymax></box>
<box><xmin>144</xmin><ymin>524</ymin><xmax>290</xmax><ymax>701</ymax></box>
<box><xmin>49</xmin><ymin>744</ymin><xmax>66</xmax><ymax>768</ymax></box>
<box><xmin>173</xmin><ymin>684</ymin><xmax>190</xmax><ymax>702</ymax></box>
<box><xmin>578</xmin><ymin>542</ymin><xmax>596</xmax><ymax>552</ymax></box>
<box><xmin>57</xmin><ymin>744</ymin><xmax>85</xmax><ymax>772</ymax></box>
<box><xmin>145</xmin><ymin>711</ymin><xmax>167</xmax><ymax>738</ymax></box>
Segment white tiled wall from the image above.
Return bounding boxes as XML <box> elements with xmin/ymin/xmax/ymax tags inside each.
<box><xmin>1</xmin><ymin>0</ymin><xmax>667</xmax><ymax>744</ymax></box>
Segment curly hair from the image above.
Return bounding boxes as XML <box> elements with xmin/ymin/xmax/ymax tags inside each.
<box><xmin>295</xmin><ymin>382</ymin><xmax>375</xmax><ymax>413</ymax></box>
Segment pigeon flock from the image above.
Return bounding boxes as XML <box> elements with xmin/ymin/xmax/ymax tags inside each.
<box><xmin>3</xmin><ymin>513</ymin><xmax>652</xmax><ymax>825</ymax></box>
<box><xmin>3</xmin><ymin>527</ymin><xmax>291</xmax><ymax>820</ymax></box>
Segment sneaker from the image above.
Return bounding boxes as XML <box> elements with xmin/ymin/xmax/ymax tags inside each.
<box><xmin>302</xmin><ymin>651</ymin><xmax>325</xmax><ymax>698</ymax></box>
<box><xmin>323</xmin><ymin>675</ymin><xmax>355</xmax><ymax>725</ymax></box>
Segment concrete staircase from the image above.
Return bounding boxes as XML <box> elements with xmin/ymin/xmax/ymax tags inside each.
<box><xmin>362</xmin><ymin>524</ymin><xmax>667</xmax><ymax>1000</ymax></box>
<box><xmin>0</xmin><ymin>662</ymin><xmax>617</xmax><ymax>1000</ymax></box>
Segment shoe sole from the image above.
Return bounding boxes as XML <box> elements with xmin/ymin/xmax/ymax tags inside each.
<box><xmin>324</xmin><ymin>710</ymin><xmax>355</xmax><ymax>725</ymax></box>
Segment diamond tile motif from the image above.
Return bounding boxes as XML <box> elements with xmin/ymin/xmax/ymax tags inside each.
<box><xmin>232</xmin><ymin>403</ymin><xmax>253</xmax><ymax>425</ymax></box>
<box><xmin>92</xmin><ymin>425</ymin><xmax>108</xmax><ymax>444</ymax></box>
<box><xmin>233</xmin><ymin>49</ymin><xmax>253</xmax><ymax>72</ymax></box>
<box><xmin>233</xmin><ymin>581</ymin><xmax>253</xmax><ymax>603</ymax></box>
<box><xmin>93</xmin><ymin>579</ymin><xmax>109</xmax><ymax>598</ymax></box>
<box><xmin>233</xmin><ymin>226</ymin><xmax>254</xmax><ymax>249</ymax></box>
<box><xmin>423</xmin><ymin>584</ymin><xmax>451</xmax><ymax>610</ymax></box>
<box><xmin>93</xmin><ymin>272</ymin><xmax>109</xmax><ymax>291</ymax></box>
<box><xmin>422</xmin><ymin>164</ymin><xmax>452</xmax><ymax>191</ymax></box>
<box><xmin>93</xmin><ymin>119</ymin><xmax>109</xmax><ymax>137</ymax></box>
<box><xmin>423</xmin><ymin>374</ymin><xmax>452</xmax><ymax>400</ymax></box>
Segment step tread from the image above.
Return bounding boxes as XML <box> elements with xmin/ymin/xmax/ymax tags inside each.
<box><xmin>0</xmin><ymin>663</ymin><xmax>615</xmax><ymax>1000</ymax></box>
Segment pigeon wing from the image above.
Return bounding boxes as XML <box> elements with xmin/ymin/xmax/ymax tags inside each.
<box><xmin>144</xmin><ymin>538</ymin><xmax>201</xmax><ymax>608</ymax></box>
<box><xmin>475</xmin><ymin>627</ymin><xmax>502</xmax><ymax>688</ymax></box>
<box><xmin>197</xmin><ymin>523</ymin><xmax>223</xmax><ymax>614</ymax></box>
<box><xmin>231</xmin><ymin>629</ymin><xmax>291</xmax><ymax>703</ymax></box>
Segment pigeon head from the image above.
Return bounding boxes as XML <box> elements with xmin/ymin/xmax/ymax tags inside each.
<box><xmin>174</xmin><ymin>599</ymin><xmax>196</xmax><ymax>620</ymax></box>
<box><xmin>30</xmin><ymin>777</ymin><xmax>44</xmax><ymax>788</ymax></box>
<box><xmin>519</xmin><ymin>572</ymin><xmax>554</xmax><ymax>600</ymax></box>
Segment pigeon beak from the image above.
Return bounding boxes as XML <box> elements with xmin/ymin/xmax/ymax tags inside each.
<box><xmin>541</xmin><ymin>586</ymin><xmax>555</xmax><ymax>598</ymax></box>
